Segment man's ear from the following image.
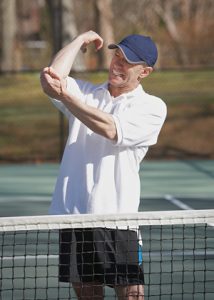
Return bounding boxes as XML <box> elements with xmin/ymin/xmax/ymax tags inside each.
<box><xmin>139</xmin><ymin>66</ymin><xmax>153</xmax><ymax>79</ymax></box>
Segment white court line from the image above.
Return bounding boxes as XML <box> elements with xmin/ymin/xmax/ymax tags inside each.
<box><xmin>1</xmin><ymin>250</ymin><xmax>214</xmax><ymax>262</ymax></box>
<box><xmin>164</xmin><ymin>194</ymin><xmax>214</xmax><ymax>226</ymax></box>
<box><xmin>0</xmin><ymin>195</ymin><xmax>51</xmax><ymax>202</ymax></box>
<box><xmin>164</xmin><ymin>194</ymin><xmax>194</xmax><ymax>210</ymax></box>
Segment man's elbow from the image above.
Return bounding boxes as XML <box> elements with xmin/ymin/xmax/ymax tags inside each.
<box><xmin>40</xmin><ymin>68</ymin><xmax>51</xmax><ymax>96</ymax></box>
<box><xmin>105</xmin><ymin>127</ymin><xmax>118</xmax><ymax>142</ymax></box>
<box><xmin>40</xmin><ymin>69</ymin><xmax>46</xmax><ymax>92</ymax></box>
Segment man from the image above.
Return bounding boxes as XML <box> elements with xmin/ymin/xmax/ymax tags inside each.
<box><xmin>40</xmin><ymin>30</ymin><xmax>167</xmax><ymax>300</ymax></box>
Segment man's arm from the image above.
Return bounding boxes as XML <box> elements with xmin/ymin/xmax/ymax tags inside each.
<box><xmin>40</xmin><ymin>31</ymin><xmax>117</xmax><ymax>141</ymax></box>
<box><xmin>49</xmin><ymin>30</ymin><xmax>103</xmax><ymax>79</ymax></box>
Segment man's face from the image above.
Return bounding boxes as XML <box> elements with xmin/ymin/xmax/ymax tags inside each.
<box><xmin>108</xmin><ymin>49</ymin><xmax>145</xmax><ymax>90</ymax></box>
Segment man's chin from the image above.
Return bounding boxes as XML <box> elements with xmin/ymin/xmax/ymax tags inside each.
<box><xmin>108</xmin><ymin>77</ymin><xmax>125</xmax><ymax>88</ymax></box>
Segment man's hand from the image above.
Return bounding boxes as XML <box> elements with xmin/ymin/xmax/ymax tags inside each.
<box><xmin>40</xmin><ymin>30</ymin><xmax>103</xmax><ymax>101</ymax></box>
<box><xmin>80</xmin><ymin>31</ymin><xmax>103</xmax><ymax>53</ymax></box>
<box><xmin>40</xmin><ymin>67</ymin><xmax>68</xmax><ymax>101</ymax></box>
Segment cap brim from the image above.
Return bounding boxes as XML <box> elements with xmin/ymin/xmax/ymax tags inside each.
<box><xmin>108</xmin><ymin>44</ymin><xmax>145</xmax><ymax>64</ymax></box>
<box><xmin>108</xmin><ymin>44</ymin><xmax>118</xmax><ymax>49</ymax></box>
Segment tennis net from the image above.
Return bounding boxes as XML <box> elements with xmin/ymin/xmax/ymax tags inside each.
<box><xmin>0</xmin><ymin>209</ymin><xmax>214</xmax><ymax>299</ymax></box>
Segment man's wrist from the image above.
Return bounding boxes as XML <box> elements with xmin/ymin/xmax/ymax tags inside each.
<box><xmin>76</xmin><ymin>34</ymin><xmax>85</xmax><ymax>46</ymax></box>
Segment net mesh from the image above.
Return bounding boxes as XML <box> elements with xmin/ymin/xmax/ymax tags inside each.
<box><xmin>0</xmin><ymin>210</ymin><xmax>214</xmax><ymax>300</ymax></box>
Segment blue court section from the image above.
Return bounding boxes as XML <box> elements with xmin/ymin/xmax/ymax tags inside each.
<box><xmin>0</xmin><ymin>160</ymin><xmax>213</xmax><ymax>217</ymax></box>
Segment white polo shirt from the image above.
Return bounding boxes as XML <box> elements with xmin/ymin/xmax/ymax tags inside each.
<box><xmin>49</xmin><ymin>77</ymin><xmax>167</xmax><ymax>215</ymax></box>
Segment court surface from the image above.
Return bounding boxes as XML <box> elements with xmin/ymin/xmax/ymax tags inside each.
<box><xmin>0</xmin><ymin>160</ymin><xmax>213</xmax><ymax>217</ymax></box>
<box><xmin>0</xmin><ymin>160</ymin><xmax>214</xmax><ymax>300</ymax></box>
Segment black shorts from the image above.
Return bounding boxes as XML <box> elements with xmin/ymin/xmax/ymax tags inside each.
<box><xmin>59</xmin><ymin>227</ymin><xmax>144</xmax><ymax>287</ymax></box>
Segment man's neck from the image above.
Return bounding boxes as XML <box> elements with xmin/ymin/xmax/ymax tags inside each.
<box><xmin>108</xmin><ymin>83</ymin><xmax>139</xmax><ymax>98</ymax></box>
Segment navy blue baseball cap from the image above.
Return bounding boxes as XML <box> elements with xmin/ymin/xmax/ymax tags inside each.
<box><xmin>108</xmin><ymin>34</ymin><xmax>158</xmax><ymax>67</ymax></box>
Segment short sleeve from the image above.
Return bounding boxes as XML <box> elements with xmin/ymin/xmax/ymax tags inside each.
<box><xmin>112</xmin><ymin>97</ymin><xmax>167</xmax><ymax>147</ymax></box>
<box><xmin>49</xmin><ymin>98</ymin><xmax>70</xmax><ymax>118</ymax></box>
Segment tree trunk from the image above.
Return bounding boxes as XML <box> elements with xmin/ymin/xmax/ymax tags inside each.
<box><xmin>153</xmin><ymin>1</ymin><xmax>189</xmax><ymax>65</ymax></box>
<box><xmin>47</xmin><ymin>0</ymin><xmax>85</xmax><ymax>71</ymax></box>
<box><xmin>0</xmin><ymin>0</ymin><xmax>17</xmax><ymax>71</ymax></box>
<box><xmin>61</xmin><ymin>0</ymin><xmax>85</xmax><ymax>71</ymax></box>
<box><xmin>94</xmin><ymin>0</ymin><xmax>115</xmax><ymax>69</ymax></box>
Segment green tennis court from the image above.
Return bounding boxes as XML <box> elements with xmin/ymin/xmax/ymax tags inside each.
<box><xmin>0</xmin><ymin>160</ymin><xmax>213</xmax><ymax>217</ymax></box>
<box><xmin>0</xmin><ymin>160</ymin><xmax>214</xmax><ymax>299</ymax></box>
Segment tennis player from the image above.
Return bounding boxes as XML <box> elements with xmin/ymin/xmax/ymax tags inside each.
<box><xmin>40</xmin><ymin>30</ymin><xmax>167</xmax><ymax>300</ymax></box>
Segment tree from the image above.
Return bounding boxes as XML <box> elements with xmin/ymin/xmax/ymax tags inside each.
<box><xmin>46</xmin><ymin>0</ymin><xmax>85</xmax><ymax>70</ymax></box>
<box><xmin>0</xmin><ymin>0</ymin><xmax>17</xmax><ymax>71</ymax></box>
<box><xmin>143</xmin><ymin>0</ymin><xmax>214</xmax><ymax>66</ymax></box>
<box><xmin>152</xmin><ymin>0</ymin><xmax>189</xmax><ymax>65</ymax></box>
<box><xmin>94</xmin><ymin>0</ymin><xmax>115</xmax><ymax>69</ymax></box>
<box><xmin>61</xmin><ymin>0</ymin><xmax>85</xmax><ymax>70</ymax></box>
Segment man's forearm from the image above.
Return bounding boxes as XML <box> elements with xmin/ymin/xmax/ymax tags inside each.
<box><xmin>49</xmin><ymin>35</ymin><xmax>84</xmax><ymax>78</ymax></box>
<box><xmin>40</xmin><ymin>66</ymin><xmax>116</xmax><ymax>140</ymax></box>
<box><xmin>49</xmin><ymin>31</ymin><xmax>103</xmax><ymax>79</ymax></box>
<box><xmin>40</xmin><ymin>31</ymin><xmax>111</xmax><ymax>139</ymax></box>
<box><xmin>62</xmin><ymin>93</ymin><xmax>117</xmax><ymax>141</ymax></box>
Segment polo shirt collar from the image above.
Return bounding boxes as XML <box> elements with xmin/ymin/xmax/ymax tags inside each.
<box><xmin>94</xmin><ymin>82</ymin><xmax>145</xmax><ymax>99</ymax></box>
<box><xmin>125</xmin><ymin>84</ymin><xmax>145</xmax><ymax>99</ymax></box>
<box><xmin>94</xmin><ymin>82</ymin><xmax>108</xmax><ymax>92</ymax></box>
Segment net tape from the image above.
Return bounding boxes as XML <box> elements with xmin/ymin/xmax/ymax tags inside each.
<box><xmin>0</xmin><ymin>209</ymin><xmax>214</xmax><ymax>232</ymax></box>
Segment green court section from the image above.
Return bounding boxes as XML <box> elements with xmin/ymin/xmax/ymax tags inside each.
<box><xmin>140</xmin><ymin>160</ymin><xmax>214</xmax><ymax>198</ymax></box>
<box><xmin>0</xmin><ymin>160</ymin><xmax>214</xmax><ymax>217</ymax></box>
<box><xmin>0</xmin><ymin>164</ymin><xmax>57</xmax><ymax>217</ymax></box>
<box><xmin>139</xmin><ymin>160</ymin><xmax>214</xmax><ymax>211</ymax></box>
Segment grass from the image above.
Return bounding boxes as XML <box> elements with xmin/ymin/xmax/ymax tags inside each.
<box><xmin>0</xmin><ymin>69</ymin><xmax>213</xmax><ymax>162</ymax></box>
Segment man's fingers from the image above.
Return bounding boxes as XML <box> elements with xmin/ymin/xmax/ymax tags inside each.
<box><xmin>81</xmin><ymin>39</ymin><xmax>103</xmax><ymax>53</ymax></box>
<box><xmin>43</xmin><ymin>67</ymin><xmax>49</xmax><ymax>73</ymax></box>
<box><xmin>94</xmin><ymin>37</ymin><xmax>103</xmax><ymax>51</ymax></box>
<box><xmin>80</xmin><ymin>31</ymin><xmax>104</xmax><ymax>53</ymax></box>
<box><xmin>41</xmin><ymin>67</ymin><xmax>61</xmax><ymax>82</ymax></box>
<box><xmin>48</xmin><ymin>67</ymin><xmax>61</xmax><ymax>80</ymax></box>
